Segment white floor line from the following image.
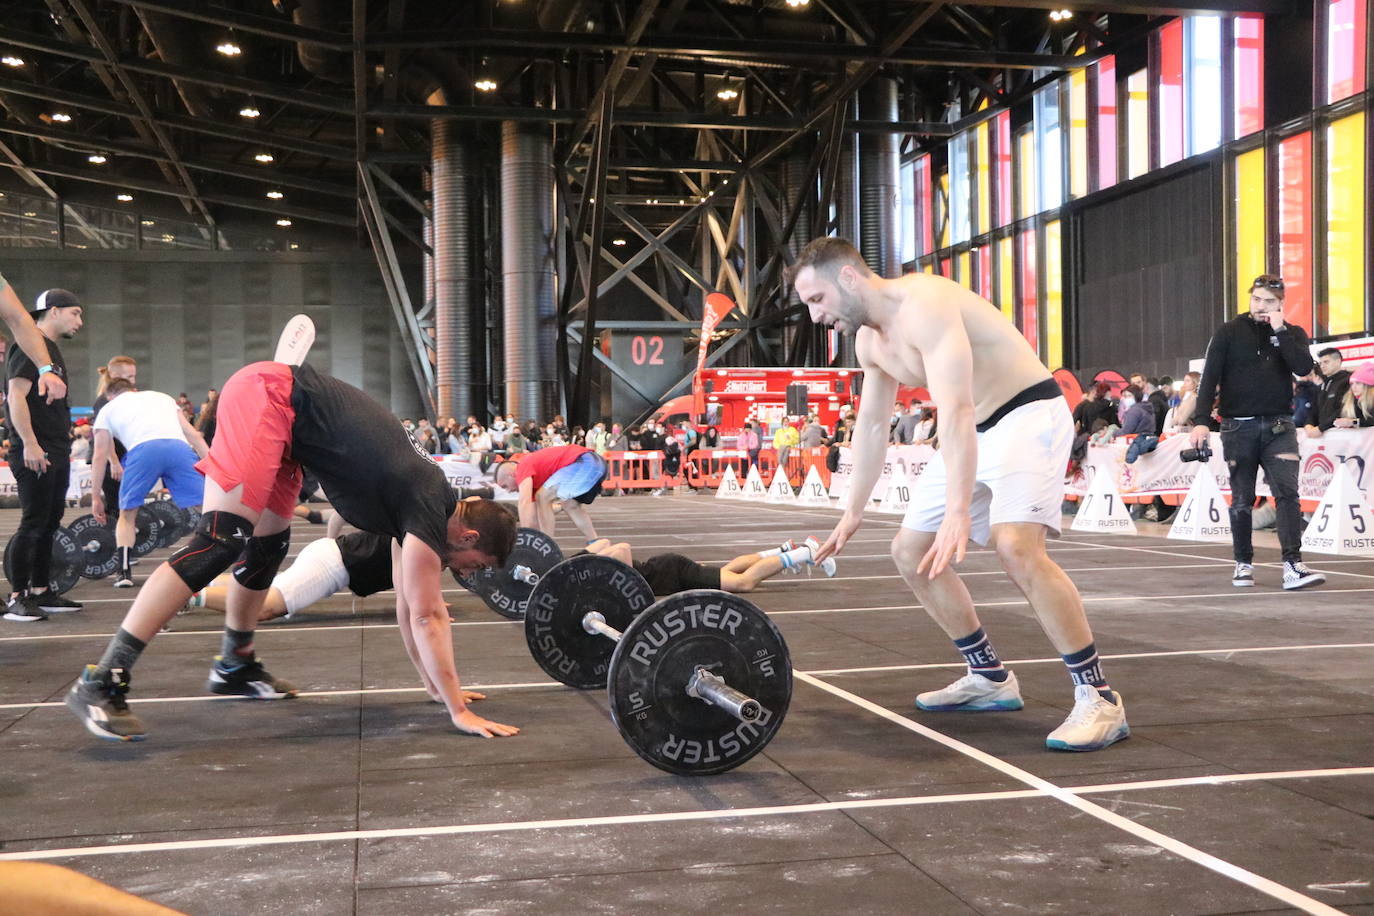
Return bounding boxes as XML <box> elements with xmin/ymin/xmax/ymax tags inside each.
<box><xmin>796</xmin><ymin>672</ymin><xmax>1346</xmax><ymax>916</ymax></box>
<box><xmin>7</xmin><ymin>586</ymin><xmax>1372</xmax><ymax>644</ymax></box>
<box><xmin>806</xmin><ymin>642</ymin><xmax>1374</xmax><ymax>676</ymax></box>
<box><xmin>1</xmin><ymin>763</ymin><xmax>1369</xmax><ymax>865</ymax></box>
<box><xmin>7</xmin><ymin>641</ymin><xmax>1373</xmax><ymax>711</ymax></box>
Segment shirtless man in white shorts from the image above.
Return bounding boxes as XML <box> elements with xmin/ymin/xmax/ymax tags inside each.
<box><xmin>790</xmin><ymin>237</ymin><xmax>1128</xmax><ymax>752</ymax></box>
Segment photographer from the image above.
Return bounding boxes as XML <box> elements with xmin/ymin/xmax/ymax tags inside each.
<box><xmin>1188</xmin><ymin>275</ymin><xmax>1323</xmax><ymax>590</ymax></box>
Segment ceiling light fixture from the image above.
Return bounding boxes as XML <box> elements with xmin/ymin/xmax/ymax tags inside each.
<box><xmin>785</xmin><ymin>0</ymin><xmax>810</xmax><ymax>7</ymax></box>
<box><xmin>141</xmin><ymin>219</ymin><xmax>155</xmax><ymax>226</ymax></box>
<box><xmin>716</xmin><ymin>87</ymin><xmax>739</xmax><ymax>101</ymax></box>
<box><xmin>87</xmin><ymin>153</ymin><xmax>107</xmax><ymax>164</ymax></box>
<box><xmin>611</xmin><ymin>238</ymin><xmax>627</xmax><ymax>246</ymax></box>
<box><xmin>50</xmin><ymin>112</ymin><xmax>72</xmax><ymax>122</ymax></box>
<box><xmin>116</xmin><ymin>193</ymin><xmax>133</xmax><ymax>202</ymax></box>
<box><xmin>276</xmin><ymin>218</ymin><xmax>292</xmax><ymax>227</ymax></box>
<box><xmin>1049</xmin><ymin>8</ymin><xmax>1073</xmax><ymax>20</ymax></box>
<box><xmin>266</xmin><ymin>190</ymin><xmax>284</xmax><ymax>200</ymax></box>
<box><xmin>474</xmin><ymin>77</ymin><xmax>497</xmax><ymax>92</ymax></box>
<box><xmin>216</xmin><ymin>41</ymin><xmax>242</xmax><ymax>56</ymax></box>
<box><xmin>239</xmin><ymin>105</ymin><xmax>260</xmax><ymax>119</ymax></box>
<box><xmin>254</xmin><ymin>152</ymin><xmax>274</xmax><ymax>163</ymax></box>
<box><xmin>1</xmin><ymin>55</ymin><xmax>24</xmax><ymax>67</ymax></box>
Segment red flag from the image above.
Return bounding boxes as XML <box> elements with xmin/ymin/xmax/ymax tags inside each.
<box><xmin>693</xmin><ymin>292</ymin><xmax>736</xmax><ymax>419</ymax></box>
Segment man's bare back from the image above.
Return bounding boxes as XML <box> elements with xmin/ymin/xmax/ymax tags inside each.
<box><xmin>856</xmin><ymin>273</ymin><xmax>1052</xmax><ymax>421</ymax></box>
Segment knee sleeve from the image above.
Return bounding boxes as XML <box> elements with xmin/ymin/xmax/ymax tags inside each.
<box><xmin>169</xmin><ymin>511</ymin><xmax>254</xmax><ymax>592</ymax></box>
<box><xmin>232</xmin><ymin>528</ymin><xmax>291</xmax><ymax>591</ymax></box>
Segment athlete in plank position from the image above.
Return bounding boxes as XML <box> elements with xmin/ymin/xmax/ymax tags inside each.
<box><xmin>583</xmin><ymin>537</ymin><xmax>836</xmax><ymax>595</ymax></box>
<box><xmin>791</xmin><ymin>237</ymin><xmax>1128</xmax><ymax>752</ymax></box>
<box><xmin>67</xmin><ymin>361</ymin><xmax>519</xmax><ymax>742</ymax></box>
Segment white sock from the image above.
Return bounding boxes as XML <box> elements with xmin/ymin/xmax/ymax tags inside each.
<box><xmin>758</xmin><ymin>547</ymin><xmax>783</xmax><ymax>558</ymax></box>
<box><xmin>780</xmin><ymin>546</ymin><xmax>813</xmax><ymax>569</ymax></box>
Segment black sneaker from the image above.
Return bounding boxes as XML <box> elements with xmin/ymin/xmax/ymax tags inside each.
<box><xmin>66</xmin><ymin>665</ymin><xmax>146</xmax><ymax>741</ymax></box>
<box><xmin>206</xmin><ymin>655</ymin><xmax>299</xmax><ymax>699</ymax></box>
<box><xmin>3</xmin><ymin>593</ymin><xmax>48</xmax><ymax>622</ymax></box>
<box><xmin>34</xmin><ymin>591</ymin><xmax>82</xmax><ymax>613</ymax></box>
<box><xmin>113</xmin><ymin>572</ymin><xmax>134</xmax><ymax>589</ymax></box>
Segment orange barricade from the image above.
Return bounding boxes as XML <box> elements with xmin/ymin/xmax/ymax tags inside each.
<box><xmin>601</xmin><ymin>450</ymin><xmax>667</xmax><ymax>492</ymax></box>
<box><xmin>686</xmin><ymin>449</ymin><xmax>751</xmax><ymax>488</ymax></box>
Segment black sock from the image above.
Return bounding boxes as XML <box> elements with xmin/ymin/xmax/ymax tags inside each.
<box><xmin>95</xmin><ymin>628</ymin><xmax>147</xmax><ymax>680</ymax></box>
<box><xmin>221</xmin><ymin>627</ymin><xmax>255</xmax><ymax>664</ymax></box>
<box><xmin>953</xmin><ymin>628</ymin><xmax>1009</xmax><ymax>682</ymax></box>
<box><xmin>119</xmin><ymin>547</ymin><xmax>131</xmax><ymax>576</ymax></box>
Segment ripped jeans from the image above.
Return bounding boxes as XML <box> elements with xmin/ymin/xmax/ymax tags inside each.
<box><xmin>1219</xmin><ymin>416</ymin><xmax>1303</xmax><ymax>563</ymax></box>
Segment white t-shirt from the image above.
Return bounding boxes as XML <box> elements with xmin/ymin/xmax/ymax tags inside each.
<box><xmin>93</xmin><ymin>391</ymin><xmax>190</xmax><ymax>451</ymax></box>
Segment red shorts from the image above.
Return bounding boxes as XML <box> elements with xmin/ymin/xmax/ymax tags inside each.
<box><xmin>196</xmin><ymin>361</ymin><xmax>303</xmax><ymax>519</ymax></box>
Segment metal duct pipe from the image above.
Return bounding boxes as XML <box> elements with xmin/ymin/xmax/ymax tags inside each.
<box><xmin>780</xmin><ymin>147</ymin><xmax>812</xmax><ymax>359</ymax></box>
<box><xmin>431</xmin><ymin>122</ymin><xmax>481</xmax><ymax>422</ymax></box>
<box><xmin>291</xmin><ymin>0</ymin><xmax>351</xmax><ymax>82</ymax></box>
<box><xmin>834</xmin><ymin>125</ymin><xmax>860</xmax><ymax>366</ymax></box>
<box><xmin>858</xmin><ymin>77</ymin><xmax>900</xmax><ymax>280</ymax></box>
<box><xmin>500</xmin><ymin>121</ymin><xmax>558</xmax><ymax>423</ymax></box>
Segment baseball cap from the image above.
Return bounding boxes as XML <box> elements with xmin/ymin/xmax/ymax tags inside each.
<box><xmin>32</xmin><ymin>288</ymin><xmax>82</xmax><ymax>317</ymax></box>
<box><xmin>1350</xmin><ymin>362</ymin><xmax>1374</xmax><ymax>386</ymax></box>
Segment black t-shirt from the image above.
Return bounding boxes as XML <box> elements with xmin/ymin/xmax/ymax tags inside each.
<box><xmin>288</xmin><ymin>364</ymin><xmax>456</xmax><ymax>558</ymax></box>
<box><xmin>336</xmin><ymin>530</ymin><xmax>395</xmax><ymax>596</ymax></box>
<box><xmin>5</xmin><ymin>338</ymin><xmax>70</xmax><ymax>454</ymax></box>
<box><xmin>633</xmin><ymin>552</ymin><xmax>721</xmax><ymax>595</ymax></box>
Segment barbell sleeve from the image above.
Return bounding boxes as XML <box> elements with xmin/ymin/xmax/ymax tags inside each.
<box><xmin>581</xmin><ymin>611</ymin><xmax>623</xmax><ymax>641</ymax></box>
<box><xmin>685</xmin><ymin>666</ymin><xmax>763</xmax><ymax>723</ymax></box>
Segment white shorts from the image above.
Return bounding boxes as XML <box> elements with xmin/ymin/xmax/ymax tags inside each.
<box><xmin>273</xmin><ymin>537</ymin><xmax>350</xmax><ymax>616</ymax></box>
<box><xmin>901</xmin><ymin>396</ymin><xmax>1073</xmax><ymax>545</ymax></box>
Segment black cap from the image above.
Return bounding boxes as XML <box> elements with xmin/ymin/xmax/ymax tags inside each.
<box><xmin>32</xmin><ymin>288</ymin><xmax>81</xmax><ymax>316</ymax></box>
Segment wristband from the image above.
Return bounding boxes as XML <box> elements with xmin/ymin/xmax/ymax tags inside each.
<box><xmin>37</xmin><ymin>364</ymin><xmax>53</xmax><ymax>376</ymax></box>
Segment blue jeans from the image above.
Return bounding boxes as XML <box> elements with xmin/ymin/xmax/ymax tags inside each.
<box><xmin>1219</xmin><ymin>416</ymin><xmax>1303</xmax><ymax>564</ymax></box>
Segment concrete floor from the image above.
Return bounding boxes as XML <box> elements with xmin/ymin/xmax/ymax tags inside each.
<box><xmin>1</xmin><ymin>496</ymin><xmax>1372</xmax><ymax>915</ymax></box>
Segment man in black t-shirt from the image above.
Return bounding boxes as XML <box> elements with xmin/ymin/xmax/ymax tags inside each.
<box><xmin>4</xmin><ymin>289</ymin><xmax>83</xmax><ymax>622</ymax></box>
<box><xmin>68</xmin><ymin>361</ymin><xmax>518</xmax><ymax>743</ymax></box>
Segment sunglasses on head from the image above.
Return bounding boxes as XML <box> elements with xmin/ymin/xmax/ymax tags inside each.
<box><xmin>1252</xmin><ymin>276</ymin><xmax>1285</xmax><ymax>291</ymax></box>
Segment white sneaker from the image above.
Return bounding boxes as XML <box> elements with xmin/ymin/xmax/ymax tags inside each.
<box><xmin>1282</xmin><ymin>561</ymin><xmax>1325</xmax><ymax>590</ymax></box>
<box><xmin>801</xmin><ymin>536</ymin><xmax>837</xmax><ymax>576</ymax></box>
<box><xmin>1046</xmin><ymin>684</ymin><xmax>1130</xmax><ymax>751</ymax></box>
<box><xmin>1231</xmin><ymin>562</ymin><xmax>1254</xmax><ymax>587</ymax></box>
<box><xmin>916</xmin><ymin>670</ymin><xmax>1024</xmax><ymax>712</ymax></box>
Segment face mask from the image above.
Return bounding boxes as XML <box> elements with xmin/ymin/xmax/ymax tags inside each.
<box><xmin>1121</xmin><ymin>396</ymin><xmax>1136</xmax><ymax>408</ymax></box>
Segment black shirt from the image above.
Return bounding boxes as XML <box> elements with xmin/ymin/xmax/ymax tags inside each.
<box><xmin>5</xmin><ymin>337</ymin><xmax>70</xmax><ymax>454</ymax></box>
<box><xmin>1191</xmin><ymin>314</ymin><xmax>1313</xmax><ymax>425</ymax></box>
<box><xmin>336</xmin><ymin>530</ymin><xmax>394</xmax><ymax>596</ymax></box>
<box><xmin>1316</xmin><ymin>368</ymin><xmax>1352</xmax><ymax>431</ymax></box>
<box><xmin>288</xmin><ymin>364</ymin><xmax>456</xmax><ymax>558</ymax></box>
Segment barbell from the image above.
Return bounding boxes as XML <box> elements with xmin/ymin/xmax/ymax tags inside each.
<box><xmin>523</xmin><ymin>553</ymin><xmax>792</xmax><ymax>776</ymax></box>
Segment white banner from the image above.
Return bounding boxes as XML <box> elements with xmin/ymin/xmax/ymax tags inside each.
<box><xmin>1065</xmin><ymin>429</ymin><xmax>1374</xmax><ymax>509</ymax></box>
<box><xmin>0</xmin><ymin>459</ymin><xmax>91</xmax><ymax>503</ymax></box>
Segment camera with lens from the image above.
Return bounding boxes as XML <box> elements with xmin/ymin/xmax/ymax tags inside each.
<box><xmin>1179</xmin><ymin>443</ymin><xmax>1212</xmax><ymax>463</ymax></box>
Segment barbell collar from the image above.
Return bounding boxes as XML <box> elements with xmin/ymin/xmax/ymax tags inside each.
<box><xmin>685</xmin><ymin>666</ymin><xmax>763</xmax><ymax>723</ymax></box>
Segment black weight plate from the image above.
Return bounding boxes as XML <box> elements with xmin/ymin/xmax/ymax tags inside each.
<box><xmin>132</xmin><ymin>506</ymin><xmax>160</xmax><ymax>557</ymax></box>
<box><xmin>50</xmin><ymin>526</ymin><xmax>82</xmax><ymax>595</ymax></box>
<box><xmin>3</xmin><ymin>528</ymin><xmax>83</xmax><ymax>595</ymax></box>
<box><xmin>69</xmin><ymin>514</ymin><xmax>120</xmax><ymax>579</ymax></box>
<box><xmin>524</xmin><ymin>554</ymin><xmax>655</xmax><ymax>689</ymax></box>
<box><xmin>181</xmin><ymin>505</ymin><xmax>201</xmax><ymax>539</ymax></box>
<box><xmin>608</xmin><ymin>590</ymin><xmax>792</xmax><ymax>776</ymax></box>
<box><xmin>147</xmin><ymin>500</ymin><xmax>183</xmax><ymax>548</ymax></box>
<box><xmin>460</xmin><ymin>527</ymin><xmax>564</xmax><ymax>620</ymax></box>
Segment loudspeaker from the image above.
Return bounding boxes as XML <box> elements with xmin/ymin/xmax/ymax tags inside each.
<box><xmin>785</xmin><ymin>384</ymin><xmax>808</xmax><ymax>416</ymax></box>
<box><xmin>704</xmin><ymin>379</ymin><xmax>714</xmax><ymax>394</ymax></box>
<box><xmin>833</xmin><ymin>379</ymin><xmax>846</xmax><ymax>395</ymax></box>
<box><xmin>850</xmin><ymin>374</ymin><xmax>863</xmax><ymax>397</ymax></box>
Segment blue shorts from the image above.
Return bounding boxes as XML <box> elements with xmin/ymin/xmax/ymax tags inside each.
<box><xmin>544</xmin><ymin>452</ymin><xmax>607</xmax><ymax>504</ymax></box>
<box><xmin>119</xmin><ymin>439</ymin><xmax>205</xmax><ymax>510</ymax></box>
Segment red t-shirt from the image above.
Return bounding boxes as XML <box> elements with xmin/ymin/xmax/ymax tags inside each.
<box><xmin>514</xmin><ymin>444</ymin><xmax>591</xmax><ymax>492</ymax></box>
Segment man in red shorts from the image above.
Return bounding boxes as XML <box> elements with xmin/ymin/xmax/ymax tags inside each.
<box><xmin>501</xmin><ymin>443</ymin><xmax>606</xmax><ymax>541</ymax></box>
<box><xmin>66</xmin><ymin>361</ymin><xmax>519</xmax><ymax>743</ymax></box>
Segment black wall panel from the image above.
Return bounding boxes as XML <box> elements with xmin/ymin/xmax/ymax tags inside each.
<box><xmin>1071</xmin><ymin>161</ymin><xmax>1225</xmax><ymax>380</ymax></box>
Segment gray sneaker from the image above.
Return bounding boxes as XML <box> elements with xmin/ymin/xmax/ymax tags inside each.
<box><xmin>66</xmin><ymin>665</ymin><xmax>146</xmax><ymax>742</ymax></box>
<box><xmin>3</xmin><ymin>594</ymin><xmax>48</xmax><ymax>622</ymax></box>
<box><xmin>1231</xmin><ymin>563</ymin><xmax>1255</xmax><ymax>587</ymax></box>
